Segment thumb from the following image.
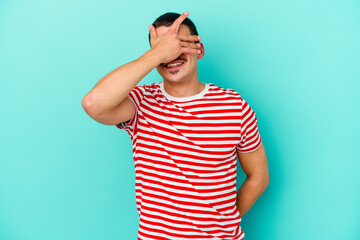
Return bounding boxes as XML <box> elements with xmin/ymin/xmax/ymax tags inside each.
<box><xmin>149</xmin><ymin>25</ymin><xmax>157</xmax><ymax>38</ymax></box>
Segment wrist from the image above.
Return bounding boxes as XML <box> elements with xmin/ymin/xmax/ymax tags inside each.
<box><xmin>142</xmin><ymin>48</ymin><xmax>163</xmax><ymax>67</ymax></box>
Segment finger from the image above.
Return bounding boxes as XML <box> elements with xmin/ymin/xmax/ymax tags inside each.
<box><xmin>149</xmin><ymin>25</ymin><xmax>157</xmax><ymax>38</ymax></box>
<box><xmin>181</xmin><ymin>47</ymin><xmax>201</xmax><ymax>55</ymax></box>
<box><xmin>181</xmin><ymin>41</ymin><xmax>201</xmax><ymax>49</ymax></box>
<box><xmin>179</xmin><ymin>35</ymin><xmax>201</xmax><ymax>42</ymax></box>
<box><xmin>170</xmin><ymin>12</ymin><xmax>189</xmax><ymax>33</ymax></box>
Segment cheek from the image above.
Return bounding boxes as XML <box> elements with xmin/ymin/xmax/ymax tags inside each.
<box><xmin>188</xmin><ymin>57</ymin><xmax>198</xmax><ymax>67</ymax></box>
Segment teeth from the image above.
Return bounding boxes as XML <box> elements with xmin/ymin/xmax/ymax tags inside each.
<box><xmin>166</xmin><ymin>62</ymin><xmax>183</xmax><ymax>67</ymax></box>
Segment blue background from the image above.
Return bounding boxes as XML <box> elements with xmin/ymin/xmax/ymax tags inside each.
<box><xmin>1</xmin><ymin>0</ymin><xmax>359</xmax><ymax>239</ymax></box>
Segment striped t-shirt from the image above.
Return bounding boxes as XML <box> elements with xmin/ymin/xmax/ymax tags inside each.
<box><xmin>116</xmin><ymin>81</ymin><xmax>262</xmax><ymax>240</ymax></box>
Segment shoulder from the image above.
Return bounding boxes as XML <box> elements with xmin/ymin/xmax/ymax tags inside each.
<box><xmin>130</xmin><ymin>82</ymin><xmax>159</xmax><ymax>95</ymax></box>
<box><xmin>135</xmin><ymin>82</ymin><xmax>162</xmax><ymax>93</ymax></box>
<box><xmin>209</xmin><ymin>83</ymin><xmax>244</xmax><ymax>101</ymax></box>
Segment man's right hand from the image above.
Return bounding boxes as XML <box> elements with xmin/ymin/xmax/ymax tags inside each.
<box><xmin>148</xmin><ymin>11</ymin><xmax>201</xmax><ymax>64</ymax></box>
<box><xmin>81</xmin><ymin>12</ymin><xmax>201</xmax><ymax>124</ymax></box>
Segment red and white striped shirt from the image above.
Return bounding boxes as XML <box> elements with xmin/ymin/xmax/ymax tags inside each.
<box><xmin>116</xmin><ymin>81</ymin><xmax>262</xmax><ymax>240</ymax></box>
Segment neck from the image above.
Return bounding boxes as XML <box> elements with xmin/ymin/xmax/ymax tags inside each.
<box><xmin>162</xmin><ymin>74</ymin><xmax>205</xmax><ymax>98</ymax></box>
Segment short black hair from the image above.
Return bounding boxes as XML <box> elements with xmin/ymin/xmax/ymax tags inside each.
<box><xmin>148</xmin><ymin>12</ymin><xmax>200</xmax><ymax>46</ymax></box>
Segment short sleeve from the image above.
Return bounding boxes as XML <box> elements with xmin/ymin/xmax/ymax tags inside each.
<box><xmin>115</xmin><ymin>85</ymin><xmax>146</xmax><ymax>137</ymax></box>
<box><xmin>236</xmin><ymin>97</ymin><xmax>262</xmax><ymax>153</ymax></box>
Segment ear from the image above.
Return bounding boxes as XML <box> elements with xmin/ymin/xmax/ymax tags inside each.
<box><xmin>197</xmin><ymin>42</ymin><xmax>205</xmax><ymax>60</ymax></box>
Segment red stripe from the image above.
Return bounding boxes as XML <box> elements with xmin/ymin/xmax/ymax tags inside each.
<box><xmin>117</xmin><ymin>82</ymin><xmax>258</xmax><ymax>239</ymax></box>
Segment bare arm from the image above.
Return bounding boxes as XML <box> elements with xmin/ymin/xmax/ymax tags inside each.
<box><xmin>235</xmin><ymin>143</ymin><xmax>269</xmax><ymax>217</ymax></box>
<box><xmin>81</xmin><ymin>50</ymin><xmax>161</xmax><ymax>119</ymax></box>
<box><xmin>81</xmin><ymin>11</ymin><xmax>201</xmax><ymax>125</ymax></box>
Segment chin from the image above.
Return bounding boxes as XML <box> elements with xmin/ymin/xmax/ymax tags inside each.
<box><xmin>158</xmin><ymin>70</ymin><xmax>187</xmax><ymax>82</ymax></box>
<box><xmin>163</xmin><ymin>74</ymin><xmax>185</xmax><ymax>82</ymax></box>
<box><xmin>163</xmin><ymin>73</ymin><xmax>192</xmax><ymax>84</ymax></box>
<box><xmin>157</xmin><ymin>61</ymin><xmax>196</xmax><ymax>83</ymax></box>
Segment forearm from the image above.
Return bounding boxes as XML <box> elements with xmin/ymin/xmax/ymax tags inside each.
<box><xmin>82</xmin><ymin>49</ymin><xmax>161</xmax><ymax>116</ymax></box>
<box><xmin>235</xmin><ymin>176</ymin><xmax>268</xmax><ymax>217</ymax></box>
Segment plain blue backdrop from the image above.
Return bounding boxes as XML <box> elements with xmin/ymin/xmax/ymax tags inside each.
<box><xmin>1</xmin><ymin>0</ymin><xmax>359</xmax><ymax>239</ymax></box>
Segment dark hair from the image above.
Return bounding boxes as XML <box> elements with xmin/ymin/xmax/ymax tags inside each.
<box><xmin>148</xmin><ymin>12</ymin><xmax>200</xmax><ymax>46</ymax></box>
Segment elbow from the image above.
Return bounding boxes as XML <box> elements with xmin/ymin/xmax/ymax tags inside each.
<box><xmin>262</xmin><ymin>170</ymin><xmax>270</xmax><ymax>189</ymax></box>
<box><xmin>248</xmin><ymin>173</ymin><xmax>269</xmax><ymax>192</ymax></box>
<box><xmin>264</xmin><ymin>174</ymin><xmax>269</xmax><ymax>190</ymax></box>
<box><xmin>256</xmin><ymin>176</ymin><xmax>269</xmax><ymax>194</ymax></box>
<box><xmin>81</xmin><ymin>96</ymin><xmax>90</xmax><ymax>110</ymax></box>
<box><xmin>81</xmin><ymin>94</ymin><xmax>97</xmax><ymax>116</ymax></box>
<box><xmin>81</xmin><ymin>95</ymin><xmax>92</xmax><ymax>110</ymax></box>
<box><xmin>254</xmin><ymin>175</ymin><xmax>269</xmax><ymax>193</ymax></box>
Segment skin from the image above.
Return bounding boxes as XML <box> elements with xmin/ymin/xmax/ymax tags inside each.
<box><xmin>236</xmin><ymin>143</ymin><xmax>269</xmax><ymax>216</ymax></box>
<box><xmin>151</xmin><ymin>12</ymin><xmax>269</xmax><ymax>217</ymax></box>
<box><xmin>82</xmin><ymin>12</ymin><xmax>269</xmax><ymax>217</ymax></box>
<box><xmin>149</xmin><ymin>13</ymin><xmax>206</xmax><ymax>98</ymax></box>
<box><xmin>81</xmin><ymin>12</ymin><xmax>203</xmax><ymax>126</ymax></box>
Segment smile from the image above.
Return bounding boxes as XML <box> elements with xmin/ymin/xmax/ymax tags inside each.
<box><xmin>165</xmin><ymin>62</ymin><xmax>184</xmax><ymax>69</ymax></box>
<box><xmin>167</xmin><ymin>62</ymin><xmax>183</xmax><ymax>67</ymax></box>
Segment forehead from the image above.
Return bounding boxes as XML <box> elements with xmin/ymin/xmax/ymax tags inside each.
<box><xmin>156</xmin><ymin>24</ymin><xmax>191</xmax><ymax>36</ymax></box>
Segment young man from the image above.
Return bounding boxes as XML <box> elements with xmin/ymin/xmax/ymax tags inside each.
<box><xmin>81</xmin><ymin>11</ymin><xmax>269</xmax><ymax>240</ymax></box>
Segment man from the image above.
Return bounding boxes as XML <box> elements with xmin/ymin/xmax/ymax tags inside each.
<box><xmin>81</xmin><ymin>11</ymin><xmax>269</xmax><ymax>240</ymax></box>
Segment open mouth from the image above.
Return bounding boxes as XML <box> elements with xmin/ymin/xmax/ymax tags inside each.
<box><xmin>162</xmin><ymin>59</ymin><xmax>185</xmax><ymax>70</ymax></box>
<box><xmin>166</xmin><ymin>62</ymin><xmax>184</xmax><ymax>68</ymax></box>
